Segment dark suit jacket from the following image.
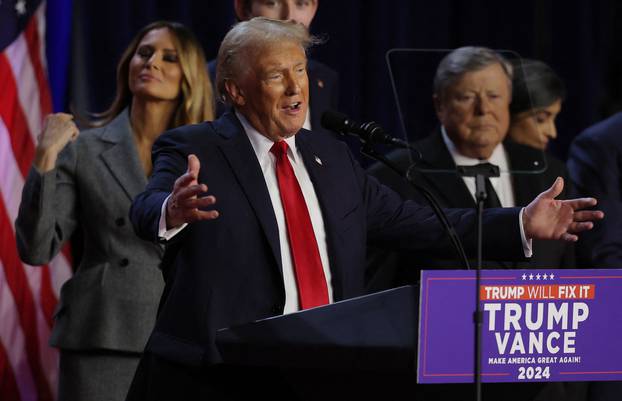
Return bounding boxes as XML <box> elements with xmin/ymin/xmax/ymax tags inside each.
<box><xmin>568</xmin><ymin>112</ymin><xmax>622</xmax><ymax>268</ymax></box>
<box><xmin>367</xmin><ymin>130</ymin><xmax>575</xmax><ymax>290</ymax></box>
<box><xmin>129</xmin><ymin>112</ymin><xmax>525</xmax><ymax>370</ymax></box>
<box><xmin>208</xmin><ymin>58</ymin><xmax>339</xmax><ymax>137</ymax></box>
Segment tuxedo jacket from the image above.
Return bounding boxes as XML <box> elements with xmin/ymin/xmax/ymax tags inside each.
<box><xmin>568</xmin><ymin>112</ymin><xmax>622</xmax><ymax>267</ymax></box>
<box><xmin>366</xmin><ymin>130</ymin><xmax>575</xmax><ymax>290</ymax></box>
<box><xmin>15</xmin><ymin>110</ymin><xmax>164</xmax><ymax>352</ymax></box>
<box><xmin>208</xmin><ymin>58</ymin><xmax>339</xmax><ymax>137</ymax></box>
<box><xmin>130</xmin><ymin>112</ymin><xmax>525</xmax><ymax>368</ymax></box>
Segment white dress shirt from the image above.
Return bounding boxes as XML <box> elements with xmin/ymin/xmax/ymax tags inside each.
<box><xmin>441</xmin><ymin>127</ymin><xmax>515</xmax><ymax>207</ymax></box>
<box><xmin>303</xmin><ymin>105</ymin><xmax>312</xmax><ymax>131</ymax></box>
<box><xmin>239</xmin><ymin>112</ymin><xmax>333</xmax><ymax>313</ymax></box>
<box><xmin>441</xmin><ymin>127</ymin><xmax>532</xmax><ymax>256</ymax></box>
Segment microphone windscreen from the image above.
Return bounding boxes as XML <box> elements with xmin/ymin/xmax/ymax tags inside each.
<box><xmin>321</xmin><ymin>110</ymin><xmax>349</xmax><ymax>133</ymax></box>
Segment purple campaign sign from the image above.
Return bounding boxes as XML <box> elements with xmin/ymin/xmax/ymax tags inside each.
<box><xmin>417</xmin><ymin>269</ymin><xmax>622</xmax><ymax>383</ymax></box>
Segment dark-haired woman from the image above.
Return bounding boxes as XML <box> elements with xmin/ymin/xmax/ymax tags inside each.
<box><xmin>16</xmin><ymin>21</ymin><xmax>214</xmax><ymax>401</ymax></box>
<box><xmin>508</xmin><ymin>58</ymin><xmax>566</xmax><ymax>150</ymax></box>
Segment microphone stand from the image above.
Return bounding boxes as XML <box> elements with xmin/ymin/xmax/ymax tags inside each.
<box><xmin>456</xmin><ymin>163</ymin><xmax>500</xmax><ymax>401</ymax></box>
<box><xmin>359</xmin><ymin>142</ymin><xmax>472</xmax><ymax>386</ymax></box>
<box><xmin>324</xmin><ymin>113</ymin><xmax>469</xmax><ymax>266</ymax></box>
<box><xmin>361</xmin><ymin>141</ymin><xmax>499</xmax><ymax>401</ymax></box>
<box><xmin>327</xmin><ymin>109</ymin><xmax>501</xmax><ymax>400</ymax></box>
<box><xmin>359</xmin><ymin>143</ymin><xmax>471</xmax><ymax>271</ymax></box>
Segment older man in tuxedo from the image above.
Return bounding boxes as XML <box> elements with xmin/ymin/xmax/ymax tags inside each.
<box><xmin>368</xmin><ymin>47</ymin><xmax>576</xmax><ymax>287</ymax></box>
<box><xmin>127</xmin><ymin>21</ymin><xmax>601</xmax><ymax>400</ymax></box>
<box><xmin>367</xmin><ymin>47</ymin><xmax>586</xmax><ymax>401</ymax></box>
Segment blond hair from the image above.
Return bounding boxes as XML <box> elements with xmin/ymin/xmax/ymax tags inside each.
<box><xmin>215</xmin><ymin>17</ymin><xmax>320</xmax><ymax>104</ymax></box>
<box><xmin>94</xmin><ymin>21</ymin><xmax>214</xmax><ymax>127</ymax></box>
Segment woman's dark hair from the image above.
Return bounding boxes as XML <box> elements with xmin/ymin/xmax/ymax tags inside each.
<box><xmin>510</xmin><ymin>59</ymin><xmax>566</xmax><ymax>114</ymax></box>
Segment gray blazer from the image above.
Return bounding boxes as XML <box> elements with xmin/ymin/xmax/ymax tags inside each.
<box><xmin>15</xmin><ymin>110</ymin><xmax>164</xmax><ymax>352</ymax></box>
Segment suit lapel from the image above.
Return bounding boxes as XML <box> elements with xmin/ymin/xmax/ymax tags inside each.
<box><xmin>295</xmin><ymin>131</ymin><xmax>345</xmax><ymax>298</ymax></box>
<box><xmin>418</xmin><ymin>131</ymin><xmax>519</xmax><ymax>268</ymax></box>
<box><xmin>505</xmin><ymin>141</ymin><xmax>546</xmax><ymax>206</ymax></box>
<box><xmin>214</xmin><ymin>113</ymin><xmax>282</xmax><ymax>274</ymax></box>
<box><xmin>99</xmin><ymin>110</ymin><xmax>148</xmax><ymax>202</ymax></box>
<box><xmin>417</xmin><ymin>132</ymin><xmax>475</xmax><ymax>207</ymax></box>
<box><xmin>295</xmin><ymin>131</ymin><xmax>339</xmax><ymax>225</ymax></box>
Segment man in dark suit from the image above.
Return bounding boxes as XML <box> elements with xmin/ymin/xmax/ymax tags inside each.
<box><xmin>567</xmin><ymin>113</ymin><xmax>622</xmax><ymax>401</ymax></box>
<box><xmin>368</xmin><ymin>47</ymin><xmax>575</xmax><ymax>287</ymax></box>
<box><xmin>367</xmin><ymin>47</ymin><xmax>582</xmax><ymax>401</ymax></box>
<box><xmin>382</xmin><ymin>133</ymin><xmax>575</xmax><ymax>274</ymax></box>
<box><xmin>127</xmin><ymin>22</ymin><xmax>601</xmax><ymax>400</ymax></box>
<box><xmin>568</xmin><ymin>112</ymin><xmax>622</xmax><ymax>268</ymax></box>
<box><xmin>209</xmin><ymin>0</ymin><xmax>339</xmax><ymax>139</ymax></box>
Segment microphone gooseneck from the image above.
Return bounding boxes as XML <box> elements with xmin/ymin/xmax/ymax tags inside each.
<box><xmin>321</xmin><ymin>110</ymin><xmax>411</xmax><ymax>149</ymax></box>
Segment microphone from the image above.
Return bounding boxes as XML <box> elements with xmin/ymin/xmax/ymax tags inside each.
<box><xmin>321</xmin><ymin>111</ymin><xmax>411</xmax><ymax>149</ymax></box>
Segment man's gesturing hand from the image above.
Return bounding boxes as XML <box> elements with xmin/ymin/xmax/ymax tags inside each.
<box><xmin>166</xmin><ymin>154</ymin><xmax>219</xmax><ymax>229</ymax></box>
<box><xmin>523</xmin><ymin>177</ymin><xmax>604</xmax><ymax>242</ymax></box>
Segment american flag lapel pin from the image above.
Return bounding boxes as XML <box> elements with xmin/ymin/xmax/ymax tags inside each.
<box><xmin>317</xmin><ymin>79</ymin><xmax>324</xmax><ymax>89</ymax></box>
<box><xmin>314</xmin><ymin>155</ymin><xmax>323</xmax><ymax>165</ymax></box>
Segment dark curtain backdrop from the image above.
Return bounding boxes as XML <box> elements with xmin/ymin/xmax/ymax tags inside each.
<box><xmin>69</xmin><ymin>0</ymin><xmax>619</xmax><ymax>162</ymax></box>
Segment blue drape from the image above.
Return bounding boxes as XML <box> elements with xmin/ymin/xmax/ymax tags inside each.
<box><xmin>62</xmin><ymin>0</ymin><xmax>618</xmax><ymax>161</ymax></box>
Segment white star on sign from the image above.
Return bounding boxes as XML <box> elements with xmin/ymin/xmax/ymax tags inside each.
<box><xmin>543</xmin><ymin>274</ymin><xmax>548</xmax><ymax>280</ymax></box>
<box><xmin>521</xmin><ymin>273</ymin><xmax>527</xmax><ymax>280</ymax></box>
<box><xmin>529</xmin><ymin>274</ymin><xmax>534</xmax><ymax>280</ymax></box>
<box><xmin>549</xmin><ymin>273</ymin><xmax>555</xmax><ymax>280</ymax></box>
<box><xmin>536</xmin><ymin>274</ymin><xmax>541</xmax><ymax>280</ymax></box>
<box><xmin>15</xmin><ymin>0</ymin><xmax>27</xmax><ymax>15</ymax></box>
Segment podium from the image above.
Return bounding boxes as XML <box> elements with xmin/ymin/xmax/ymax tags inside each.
<box><xmin>215</xmin><ymin>286</ymin><xmax>421</xmax><ymax>400</ymax></box>
<box><xmin>214</xmin><ymin>275</ymin><xmax>578</xmax><ymax>400</ymax></box>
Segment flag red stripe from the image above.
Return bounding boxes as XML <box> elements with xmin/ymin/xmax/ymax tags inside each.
<box><xmin>0</xmin><ymin>340</ymin><xmax>21</xmax><ymax>401</ymax></box>
<box><xmin>3</xmin><ymin>3</ymin><xmax>73</xmax><ymax>399</ymax></box>
<box><xmin>24</xmin><ymin>15</ymin><xmax>52</xmax><ymax>116</ymax></box>
<box><xmin>39</xmin><ymin>266</ymin><xmax>57</xmax><ymax>328</ymax></box>
<box><xmin>60</xmin><ymin>245</ymin><xmax>73</xmax><ymax>270</ymax></box>
<box><xmin>0</xmin><ymin>202</ymin><xmax>53</xmax><ymax>401</ymax></box>
<box><xmin>0</xmin><ymin>55</ymin><xmax>35</xmax><ymax>177</ymax></box>
<box><xmin>0</xmin><ymin>115</ymin><xmax>60</xmax><ymax>331</ymax></box>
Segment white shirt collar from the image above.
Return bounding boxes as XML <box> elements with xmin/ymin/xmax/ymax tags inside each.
<box><xmin>236</xmin><ymin>110</ymin><xmax>301</xmax><ymax>164</ymax></box>
<box><xmin>440</xmin><ymin>126</ymin><xmax>510</xmax><ymax>171</ymax></box>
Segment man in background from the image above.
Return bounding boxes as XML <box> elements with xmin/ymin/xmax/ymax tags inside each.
<box><xmin>368</xmin><ymin>47</ymin><xmax>574</xmax><ymax>285</ymax></box>
<box><xmin>209</xmin><ymin>0</ymin><xmax>339</xmax><ymax>139</ymax></box>
<box><xmin>568</xmin><ymin>112</ymin><xmax>622</xmax><ymax>401</ymax></box>
<box><xmin>367</xmin><ymin>46</ymin><xmax>582</xmax><ymax>401</ymax></box>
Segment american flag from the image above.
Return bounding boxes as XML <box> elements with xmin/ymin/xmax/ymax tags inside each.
<box><xmin>1</xmin><ymin>1</ymin><xmax>72</xmax><ymax>400</ymax></box>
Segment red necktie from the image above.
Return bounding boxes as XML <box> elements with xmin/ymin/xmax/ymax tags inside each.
<box><xmin>270</xmin><ymin>141</ymin><xmax>329</xmax><ymax>309</ymax></box>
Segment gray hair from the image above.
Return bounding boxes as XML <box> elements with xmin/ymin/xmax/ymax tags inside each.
<box><xmin>215</xmin><ymin>17</ymin><xmax>320</xmax><ymax>104</ymax></box>
<box><xmin>433</xmin><ymin>46</ymin><xmax>513</xmax><ymax>99</ymax></box>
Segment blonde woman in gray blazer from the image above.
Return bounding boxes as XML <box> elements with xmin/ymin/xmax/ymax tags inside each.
<box><xmin>15</xmin><ymin>21</ymin><xmax>214</xmax><ymax>401</ymax></box>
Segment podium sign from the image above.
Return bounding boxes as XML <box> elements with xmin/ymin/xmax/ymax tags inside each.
<box><xmin>418</xmin><ymin>269</ymin><xmax>622</xmax><ymax>383</ymax></box>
